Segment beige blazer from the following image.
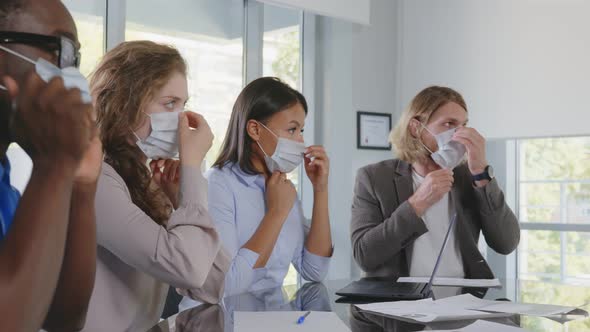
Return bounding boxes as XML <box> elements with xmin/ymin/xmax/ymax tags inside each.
<box><xmin>350</xmin><ymin>159</ymin><xmax>520</xmax><ymax>279</ymax></box>
<box><xmin>83</xmin><ymin>162</ymin><xmax>230</xmax><ymax>332</ymax></box>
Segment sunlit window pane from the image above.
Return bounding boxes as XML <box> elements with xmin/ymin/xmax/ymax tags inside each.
<box><xmin>62</xmin><ymin>0</ymin><xmax>106</xmax><ymax>77</ymax></box>
<box><xmin>125</xmin><ymin>0</ymin><xmax>244</xmax><ymax>169</ymax></box>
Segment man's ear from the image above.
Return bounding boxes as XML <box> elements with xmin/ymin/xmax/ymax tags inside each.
<box><xmin>246</xmin><ymin>120</ymin><xmax>261</xmax><ymax>142</ymax></box>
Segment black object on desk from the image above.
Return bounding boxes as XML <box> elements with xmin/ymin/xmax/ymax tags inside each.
<box><xmin>336</xmin><ymin>214</ymin><xmax>458</xmax><ymax>301</ymax></box>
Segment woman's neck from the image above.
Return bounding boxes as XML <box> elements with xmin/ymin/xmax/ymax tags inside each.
<box><xmin>250</xmin><ymin>151</ymin><xmax>270</xmax><ymax>180</ymax></box>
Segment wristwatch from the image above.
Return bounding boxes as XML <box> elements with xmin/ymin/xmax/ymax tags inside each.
<box><xmin>472</xmin><ymin>165</ymin><xmax>494</xmax><ymax>182</ymax></box>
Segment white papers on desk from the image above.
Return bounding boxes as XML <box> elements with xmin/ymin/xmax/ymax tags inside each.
<box><xmin>428</xmin><ymin>320</ymin><xmax>529</xmax><ymax>332</ymax></box>
<box><xmin>357</xmin><ymin>293</ymin><xmax>589</xmax><ymax>324</ymax></box>
<box><xmin>234</xmin><ymin>311</ymin><xmax>351</xmax><ymax>332</ymax></box>
<box><xmin>473</xmin><ymin>301</ymin><xmax>589</xmax><ymax>317</ymax></box>
<box><xmin>356</xmin><ymin>294</ymin><xmax>511</xmax><ymax>323</ymax></box>
<box><xmin>397</xmin><ymin>277</ymin><xmax>502</xmax><ymax>288</ymax></box>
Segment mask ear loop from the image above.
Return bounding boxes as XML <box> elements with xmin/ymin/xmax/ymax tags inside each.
<box><xmin>255</xmin><ymin>121</ymin><xmax>278</xmax><ymax>158</ymax></box>
<box><xmin>413</xmin><ymin>119</ymin><xmax>435</xmax><ymax>155</ymax></box>
<box><xmin>0</xmin><ymin>45</ymin><xmax>37</xmax><ymax>94</ymax></box>
<box><xmin>132</xmin><ymin>131</ymin><xmax>142</xmax><ymax>142</ymax></box>
<box><xmin>257</xmin><ymin>121</ymin><xmax>279</xmax><ymax>139</ymax></box>
<box><xmin>133</xmin><ymin>112</ymin><xmax>152</xmax><ymax>143</ymax></box>
<box><xmin>0</xmin><ymin>44</ymin><xmax>42</xmax><ymax>91</ymax></box>
<box><xmin>256</xmin><ymin>141</ymin><xmax>270</xmax><ymax>157</ymax></box>
<box><xmin>0</xmin><ymin>45</ymin><xmax>37</xmax><ymax>66</ymax></box>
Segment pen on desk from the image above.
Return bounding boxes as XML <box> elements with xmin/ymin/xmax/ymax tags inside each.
<box><xmin>296</xmin><ymin>311</ymin><xmax>311</xmax><ymax>324</ymax></box>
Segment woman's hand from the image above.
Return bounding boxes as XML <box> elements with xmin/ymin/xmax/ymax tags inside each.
<box><xmin>178</xmin><ymin>111</ymin><xmax>213</xmax><ymax>167</ymax></box>
<box><xmin>304</xmin><ymin>145</ymin><xmax>330</xmax><ymax>192</ymax></box>
<box><xmin>150</xmin><ymin>159</ymin><xmax>180</xmax><ymax>209</ymax></box>
<box><xmin>265</xmin><ymin>172</ymin><xmax>297</xmax><ymax>219</ymax></box>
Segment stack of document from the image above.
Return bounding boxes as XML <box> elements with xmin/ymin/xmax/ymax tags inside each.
<box><xmin>356</xmin><ymin>294</ymin><xmax>588</xmax><ymax>323</ymax></box>
<box><xmin>472</xmin><ymin>300</ymin><xmax>588</xmax><ymax>317</ymax></box>
<box><xmin>356</xmin><ymin>294</ymin><xmax>510</xmax><ymax>323</ymax></box>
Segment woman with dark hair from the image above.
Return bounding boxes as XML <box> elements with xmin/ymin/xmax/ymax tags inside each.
<box><xmin>84</xmin><ymin>41</ymin><xmax>230</xmax><ymax>331</ymax></box>
<box><xmin>184</xmin><ymin>77</ymin><xmax>332</xmax><ymax>304</ymax></box>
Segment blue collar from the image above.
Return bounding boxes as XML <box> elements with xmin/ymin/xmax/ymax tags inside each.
<box><xmin>230</xmin><ymin>163</ymin><xmax>266</xmax><ymax>189</ymax></box>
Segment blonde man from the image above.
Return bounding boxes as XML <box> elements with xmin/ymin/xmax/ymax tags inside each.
<box><xmin>350</xmin><ymin>86</ymin><xmax>519</xmax><ymax>279</ymax></box>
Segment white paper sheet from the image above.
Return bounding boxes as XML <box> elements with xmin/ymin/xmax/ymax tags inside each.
<box><xmin>234</xmin><ymin>311</ymin><xmax>351</xmax><ymax>332</ymax></box>
<box><xmin>396</xmin><ymin>277</ymin><xmax>502</xmax><ymax>288</ymax></box>
<box><xmin>472</xmin><ymin>301</ymin><xmax>589</xmax><ymax>317</ymax></box>
<box><xmin>428</xmin><ymin>319</ymin><xmax>529</xmax><ymax>332</ymax></box>
<box><xmin>356</xmin><ymin>294</ymin><xmax>510</xmax><ymax>323</ymax></box>
<box><xmin>356</xmin><ymin>293</ymin><xmax>588</xmax><ymax>324</ymax></box>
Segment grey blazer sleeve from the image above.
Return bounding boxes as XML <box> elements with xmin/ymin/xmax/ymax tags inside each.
<box><xmin>473</xmin><ymin>178</ymin><xmax>520</xmax><ymax>254</ymax></box>
<box><xmin>350</xmin><ymin>167</ymin><xmax>428</xmax><ymax>272</ymax></box>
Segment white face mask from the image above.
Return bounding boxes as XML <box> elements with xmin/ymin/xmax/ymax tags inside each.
<box><xmin>135</xmin><ymin>110</ymin><xmax>181</xmax><ymax>159</ymax></box>
<box><xmin>256</xmin><ymin>122</ymin><xmax>306</xmax><ymax>173</ymax></box>
<box><xmin>420</xmin><ymin>124</ymin><xmax>466</xmax><ymax>169</ymax></box>
<box><xmin>0</xmin><ymin>45</ymin><xmax>91</xmax><ymax>103</ymax></box>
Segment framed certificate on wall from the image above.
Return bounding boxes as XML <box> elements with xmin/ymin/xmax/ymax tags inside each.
<box><xmin>357</xmin><ymin>111</ymin><xmax>392</xmax><ymax>150</ymax></box>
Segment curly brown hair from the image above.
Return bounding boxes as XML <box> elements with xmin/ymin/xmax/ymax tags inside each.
<box><xmin>90</xmin><ymin>40</ymin><xmax>187</xmax><ymax>225</ymax></box>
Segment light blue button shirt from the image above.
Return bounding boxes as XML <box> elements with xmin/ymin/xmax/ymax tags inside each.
<box><xmin>208</xmin><ymin>163</ymin><xmax>331</xmax><ymax>297</ymax></box>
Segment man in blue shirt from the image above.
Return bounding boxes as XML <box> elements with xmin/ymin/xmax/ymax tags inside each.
<box><xmin>0</xmin><ymin>1</ymin><xmax>102</xmax><ymax>331</ymax></box>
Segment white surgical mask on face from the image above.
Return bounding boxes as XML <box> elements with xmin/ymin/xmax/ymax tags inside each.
<box><xmin>0</xmin><ymin>45</ymin><xmax>91</xmax><ymax>103</ymax></box>
<box><xmin>420</xmin><ymin>123</ymin><xmax>466</xmax><ymax>169</ymax></box>
<box><xmin>135</xmin><ymin>110</ymin><xmax>181</xmax><ymax>159</ymax></box>
<box><xmin>256</xmin><ymin>122</ymin><xmax>306</xmax><ymax>173</ymax></box>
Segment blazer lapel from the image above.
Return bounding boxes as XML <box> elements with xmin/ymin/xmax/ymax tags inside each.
<box><xmin>393</xmin><ymin>160</ymin><xmax>413</xmax><ymax>206</ymax></box>
<box><xmin>393</xmin><ymin>161</ymin><xmax>415</xmax><ymax>274</ymax></box>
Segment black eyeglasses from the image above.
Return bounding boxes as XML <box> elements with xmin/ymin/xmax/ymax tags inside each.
<box><xmin>0</xmin><ymin>31</ymin><xmax>81</xmax><ymax>68</ymax></box>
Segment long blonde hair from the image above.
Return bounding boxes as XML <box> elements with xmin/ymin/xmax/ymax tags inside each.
<box><xmin>90</xmin><ymin>41</ymin><xmax>187</xmax><ymax>225</ymax></box>
<box><xmin>390</xmin><ymin>86</ymin><xmax>467</xmax><ymax>164</ymax></box>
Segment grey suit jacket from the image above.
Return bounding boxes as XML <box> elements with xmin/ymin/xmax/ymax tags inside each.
<box><xmin>350</xmin><ymin>159</ymin><xmax>520</xmax><ymax>279</ymax></box>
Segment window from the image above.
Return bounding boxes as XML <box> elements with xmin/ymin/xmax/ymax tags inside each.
<box><xmin>62</xmin><ymin>0</ymin><xmax>106</xmax><ymax>76</ymax></box>
<box><xmin>519</xmin><ymin>279</ymin><xmax>590</xmax><ymax>331</ymax></box>
<box><xmin>517</xmin><ymin>137</ymin><xmax>590</xmax><ymax>330</ymax></box>
<box><xmin>262</xmin><ymin>4</ymin><xmax>303</xmax><ymax>192</ymax></box>
<box><xmin>125</xmin><ymin>0</ymin><xmax>245</xmax><ymax>169</ymax></box>
<box><xmin>262</xmin><ymin>5</ymin><xmax>301</xmax><ymax>89</ymax></box>
<box><xmin>261</xmin><ymin>3</ymin><xmax>303</xmax><ymax>287</ymax></box>
<box><xmin>518</xmin><ymin>137</ymin><xmax>590</xmax><ymax>282</ymax></box>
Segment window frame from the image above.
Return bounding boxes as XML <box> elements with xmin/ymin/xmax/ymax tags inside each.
<box><xmin>515</xmin><ymin>137</ymin><xmax>590</xmax><ymax>286</ymax></box>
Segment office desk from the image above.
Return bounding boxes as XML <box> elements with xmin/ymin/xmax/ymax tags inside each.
<box><xmin>148</xmin><ymin>279</ymin><xmax>590</xmax><ymax>331</ymax></box>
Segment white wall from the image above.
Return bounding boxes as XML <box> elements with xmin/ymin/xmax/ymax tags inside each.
<box><xmin>314</xmin><ymin>0</ymin><xmax>399</xmax><ymax>280</ymax></box>
<box><xmin>398</xmin><ymin>0</ymin><xmax>590</xmax><ymax>140</ymax></box>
